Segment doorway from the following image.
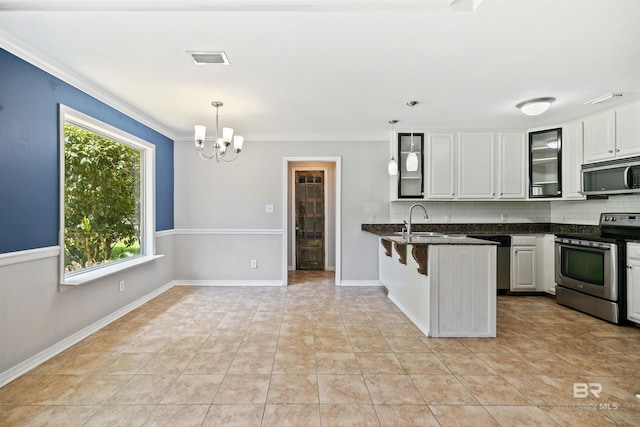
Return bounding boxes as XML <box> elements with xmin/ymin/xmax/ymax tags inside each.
<box><xmin>283</xmin><ymin>157</ymin><xmax>341</xmax><ymax>286</ymax></box>
<box><xmin>295</xmin><ymin>170</ymin><xmax>325</xmax><ymax>270</ymax></box>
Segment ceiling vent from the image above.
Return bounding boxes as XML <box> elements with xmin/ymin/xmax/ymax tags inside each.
<box><xmin>188</xmin><ymin>51</ymin><xmax>230</xmax><ymax>65</ymax></box>
<box><xmin>584</xmin><ymin>93</ymin><xmax>623</xmax><ymax>105</ymax></box>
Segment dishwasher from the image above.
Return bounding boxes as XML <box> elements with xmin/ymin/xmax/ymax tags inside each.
<box><xmin>468</xmin><ymin>234</ymin><xmax>511</xmax><ymax>293</ymax></box>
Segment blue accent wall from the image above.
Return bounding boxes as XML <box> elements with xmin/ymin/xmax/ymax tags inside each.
<box><xmin>0</xmin><ymin>48</ymin><xmax>174</xmax><ymax>254</ymax></box>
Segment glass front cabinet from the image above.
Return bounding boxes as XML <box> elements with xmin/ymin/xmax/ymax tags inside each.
<box><xmin>529</xmin><ymin>128</ymin><xmax>562</xmax><ymax>198</ymax></box>
<box><xmin>397</xmin><ymin>132</ymin><xmax>424</xmax><ymax>198</ymax></box>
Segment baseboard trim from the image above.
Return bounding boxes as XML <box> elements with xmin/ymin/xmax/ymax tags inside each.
<box><xmin>339</xmin><ymin>280</ymin><xmax>384</xmax><ymax>287</ymax></box>
<box><xmin>0</xmin><ymin>282</ymin><xmax>175</xmax><ymax>388</ymax></box>
<box><xmin>175</xmin><ymin>280</ymin><xmax>286</xmax><ymax>287</ymax></box>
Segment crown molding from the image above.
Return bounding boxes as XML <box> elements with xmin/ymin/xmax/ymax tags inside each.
<box><xmin>0</xmin><ymin>29</ymin><xmax>176</xmax><ymax>140</ymax></box>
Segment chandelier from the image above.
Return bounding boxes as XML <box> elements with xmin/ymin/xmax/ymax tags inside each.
<box><xmin>194</xmin><ymin>101</ymin><xmax>244</xmax><ymax>162</ymax></box>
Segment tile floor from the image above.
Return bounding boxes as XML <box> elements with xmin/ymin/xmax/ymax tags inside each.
<box><xmin>1</xmin><ymin>270</ymin><xmax>640</xmax><ymax>426</ymax></box>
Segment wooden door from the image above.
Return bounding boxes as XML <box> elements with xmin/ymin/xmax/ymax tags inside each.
<box><xmin>295</xmin><ymin>170</ymin><xmax>325</xmax><ymax>270</ymax></box>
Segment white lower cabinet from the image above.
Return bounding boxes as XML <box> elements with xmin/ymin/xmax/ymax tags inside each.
<box><xmin>511</xmin><ymin>235</ymin><xmax>537</xmax><ymax>292</ymax></box>
<box><xmin>627</xmin><ymin>242</ymin><xmax>640</xmax><ymax>323</ymax></box>
<box><xmin>537</xmin><ymin>234</ymin><xmax>557</xmax><ymax>294</ymax></box>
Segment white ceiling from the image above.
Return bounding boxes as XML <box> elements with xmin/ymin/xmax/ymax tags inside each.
<box><xmin>1</xmin><ymin>0</ymin><xmax>639</xmax><ymax>141</ymax></box>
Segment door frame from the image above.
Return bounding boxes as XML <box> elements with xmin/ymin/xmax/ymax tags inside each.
<box><xmin>283</xmin><ymin>156</ymin><xmax>341</xmax><ymax>286</ymax></box>
<box><xmin>291</xmin><ymin>167</ymin><xmax>329</xmax><ymax>272</ymax></box>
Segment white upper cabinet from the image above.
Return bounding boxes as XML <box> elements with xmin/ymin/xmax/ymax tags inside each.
<box><xmin>498</xmin><ymin>133</ymin><xmax>526</xmax><ymax>199</ymax></box>
<box><xmin>615</xmin><ymin>102</ymin><xmax>640</xmax><ymax>158</ymax></box>
<box><xmin>583</xmin><ymin>110</ymin><xmax>615</xmax><ymax>163</ymax></box>
<box><xmin>427</xmin><ymin>133</ymin><xmax>456</xmax><ymax>199</ymax></box>
<box><xmin>583</xmin><ymin>101</ymin><xmax>640</xmax><ymax>164</ymax></box>
<box><xmin>562</xmin><ymin>121</ymin><xmax>585</xmax><ymax>199</ymax></box>
<box><xmin>457</xmin><ymin>133</ymin><xmax>495</xmax><ymax>199</ymax></box>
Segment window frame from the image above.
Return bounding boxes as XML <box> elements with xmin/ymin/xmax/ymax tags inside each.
<box><xmin>58</xmin><ymin>104</ymin><xmax>157</xmax><ymax>287</ymax></box>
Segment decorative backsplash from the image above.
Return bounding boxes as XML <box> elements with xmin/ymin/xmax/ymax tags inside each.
<box><xmin>390</xmin><ymin>201</ymin><xmax>551</xmax><ymax>224</ymax></box>
<box><xmin>550</xmin><ymin>194</ymin><xmax>640</xmax><ymax>225</ymax></box>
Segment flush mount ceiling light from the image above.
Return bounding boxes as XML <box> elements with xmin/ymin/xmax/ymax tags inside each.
<box><xmin>187</xmin><ymin>51</ymin><xmax>230</xmax><ymax>65</ymax></box>
<box><xmin>387</xmin><ymin>119</ymin><xmax>399</xmax><ymax>176</ymax></box>
<box><xmin>584</xmin><ymin>93</ymin><xmax>623</xmax><ymax>105</ymax></box>
<box><xmin>516</xmin><ymin>97</ymin><xmax>556</xmax><ymax>116</ymax></box>
<box><xmin>406</xmin><ymin>101</ymin><xmax>419</xmax><ymax>172</ymax></box>
<box><xmin>194</xmin><ymin>101</ymin><xmax>244</xmax><ymax>162</ymax></box>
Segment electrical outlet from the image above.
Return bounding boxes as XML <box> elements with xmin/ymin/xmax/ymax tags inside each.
<box><xmin>119</xmin><ymin>280</ymin><xmax>125</xmax><ymax>292</ymax></box>
<box><xmin>251</xmin><ymin>260</ymin><xmax>258</xmax><ymax>269</ymax></box>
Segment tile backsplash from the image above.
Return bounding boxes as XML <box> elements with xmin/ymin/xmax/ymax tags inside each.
<box><xmin>550</xmin><ymin>194</ymin><xmax>640</xmax><ymax>225</ymax></box>
<box><xmin>389</xmin><ymin>194</ymin><xmax>640</xmax><ymax>226</ymax></box>
<box><xmin>390</xmin><ymin>201</ymin><xmax>551</xmax><ymax>224</ymax></box>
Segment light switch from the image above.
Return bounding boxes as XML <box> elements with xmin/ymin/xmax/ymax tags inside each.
<box><xmin>265</xmin><ymin>204</ymin><xmax>274</xmax><ymax>213</ymax></box>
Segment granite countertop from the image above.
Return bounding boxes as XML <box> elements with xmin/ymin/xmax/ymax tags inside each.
<box><xmin>381</xmin><ymin>234</ymin><xmax>498</xmax><ymax>246</ymax></box>
<box><xmin>363</xmin><ymin>222</ymin><xmax>600</xmax><ymax>236</ymax></box>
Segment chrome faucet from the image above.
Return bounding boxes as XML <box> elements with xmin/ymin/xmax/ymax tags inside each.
<box><xmin>408</xmin><ymin>204</ymin><xmax>429</xmax><ymax>238</ymax></box>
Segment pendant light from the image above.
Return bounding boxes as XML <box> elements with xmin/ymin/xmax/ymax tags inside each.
<box><xmin>387</xmin><ymin>119</ymin><xmax>399</xmax><ymax>176</ymax></box>
<box><xmin>406</xmin><ymin>101</ymin><xmax>419</xmax><ymax>172</ymax></box>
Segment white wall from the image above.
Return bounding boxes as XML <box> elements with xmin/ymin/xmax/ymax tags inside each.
<box><xmin>0</xmin><ymin>234</ymin><xmax>175</xmax><ymax>380</ymax></box>
<box><xmin>174</xmin><ymin>138</ymin><xmax>390</xmax><ymax>283</ymax></box>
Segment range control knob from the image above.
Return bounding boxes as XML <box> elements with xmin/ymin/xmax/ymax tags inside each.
<box><xmin>612</xmin><ymin>217</ymin><xmax>617</xmax><ymax>222</ymax></box>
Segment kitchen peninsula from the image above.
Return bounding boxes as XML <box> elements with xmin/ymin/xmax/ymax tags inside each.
<box><xmin>377</xmin><ymin>233</ymin><xmax>497</xmax><ymax>338</ymax></box>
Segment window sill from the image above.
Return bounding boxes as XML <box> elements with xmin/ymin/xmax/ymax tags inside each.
<box><xmin>59</xmin><ymin>255</ymin><xmax>164</xmax><ymax>288</ymax></box>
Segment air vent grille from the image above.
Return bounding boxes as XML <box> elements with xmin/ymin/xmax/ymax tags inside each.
<box><xmin>188</xmin><ymin>51</ymin><xmax>230</xmax><ymax>65</ymax></box>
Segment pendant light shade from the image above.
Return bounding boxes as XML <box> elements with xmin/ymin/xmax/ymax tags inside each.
<box><xmin>387</xmin><ymin>119</ymin><xmax>398</xmax><ymax>176</ymax></box>
<box><xmin>406</xmin><ymin>152</ymin><xmax>419</xmax><ymax>172</ymax></box>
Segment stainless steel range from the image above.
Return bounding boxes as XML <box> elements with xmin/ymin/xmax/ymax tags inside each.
<box><xmin>555</xmin><ymin>213</ymin><xmax>640</xmax><ymax>324</ymax></box>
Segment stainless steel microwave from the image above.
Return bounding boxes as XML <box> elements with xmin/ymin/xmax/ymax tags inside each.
<box><xmin>582</xmin><ymin>156</ymin><xmax>640</xmax><ymax>195</ymax></box>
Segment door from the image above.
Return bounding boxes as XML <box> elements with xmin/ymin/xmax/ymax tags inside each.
<box><xmin>498</xmin><ymin>132</ymin><xmax>526</xmax><ymax>199</ymax></box>
<box><xmin>427</xmin><ymin>133</ymin><xmax>456</xmax><ymax>199</ymax></box>
<box><xmin>511</xmin><ymin>246</ymin><xmax>536</xmax><ymax>291</ymax></box>
<box><xmin>583</xmin><ymin>110</ymin><xmax>616</xmax><ymax>163</ymax></box>
<box><xmin>295</xmin><ymin>170</ymin><xmax>325</xmax><ymax>270</ymax></box>
<box><xmin>457</xmin><ymin>133</ymin><xmax>495</xmax><ymax>199</ymax></box>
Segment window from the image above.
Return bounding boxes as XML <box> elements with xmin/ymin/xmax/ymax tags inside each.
<box><xmin>59</xmin><ymin>105</ymin><xmax>156</xmax><ymax>286</ymax></box>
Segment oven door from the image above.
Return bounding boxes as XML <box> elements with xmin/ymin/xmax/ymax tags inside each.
<box><xmin>554</xmin><ymin>240</ymin><xmax>617</xmax><ymax>301</ymax></box>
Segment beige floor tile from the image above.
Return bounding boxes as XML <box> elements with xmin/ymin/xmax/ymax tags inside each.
<box><xmin>317</xmin><ymin>374</ymin><xmax>372</xmax><ymax>404</ymax></box>
<box><xmin>23</xmin><ymin>405</ymin><xmax>100</xmax><ymax>427</ymax></box>
<box><xmin>227</xmin><ymin>352</ymin><xmax>275</xmax><ymax>374</ymax></box>
<box><xmin>364</xmin><ymin>374</ymin><xmax>424</xmax><ymax>404</ymax></box>
<box><xmin>213</xmin><ymin>374</ymin><xmax>270</xmax><ymax>404</ymax></box>
<box><xmin>2</xmin><ymin>374</ymin><xmax>85</xmax><ymax>405</ymax></box>
<box><xmin>0</xmin><ymin>406</ymin><xmax>46</xmax><ymax>426</ymax></box>
<box><xmin>277</xmin><ymin>335</ymin><xmax>314</xmax><ymax>353</ymax></box>
<box><xmin>411</xmin><ymin>375</ymin><xmax>479</xmax><ymax>405</ymax></box>
<box><xmin>272</xmin><ymin>352</ymin><xmax>317</xmax><ymax>374</ymax></box>
<box><xmin>183</xmin><ymin>352</ymin><xmax>235</xmax><ymax>375</ymax></box>
<box><xmin>320</xmin><ymin>404</ymin><xmax>380</xmax><ymax>427</ymax></box>
<box><xmin>540</xmin><ymin>405</ymin><xmax>618</xmax><ymax>426</ymax></box>
<box><xmin>396</xmin><ymin>352</ymin><xmax>451</xmax><ymax>375</ymax></box>
<box><xmin>458</xmin><ymin>374</ymin><xmax>532</xmax><ymax>406</ymax></box>
<box><xmin>200</xmin><ymin>335</ymin><xmax>244</xmax><ymax>353</ymax></box>
<box><xmin>485</xmin><ymin>405</ymin><xmax>560</xmax><ymax>426</ymax></box>
<box><xmin>430</xmin><ymin>405</ymin><xmax>499</xmax><ymax>427</ymax></box>
<box><xmin>316</xmin><ymin>352</ymin><xmax>361</xmax><ymax>374</ymax></box>
<box><xmin>84</xmin><ymin>405</ymin><xmax>156</xmax><ymax>427</ymax></box>
<box><xmin>54</xmin><ymin>373</ymin><xmax>132</xmax><ymax>405</ymax></box>
<box><xmin>160</xmin><ymin>374</ymin><xmax>224</xmax><ymax>404</ymax></box>
<box><xmin>108</xmin><ymin>374</ymin><xmax>178</xmax><ymax>404</ymax></box>
<box><xmin>423</xmin><ymin>338</ymin><xmax>470</xmax><ymax>353</ymax></box>
<box><xmin>262</xmin><ymin>404</ymin><xmax>321</xmax><ymax>427</ymax></box>
<box><xmin>349</xmin><ymin>336</ymin><xmax>393</xmax><ymax>353</ymax></box>
<box><xmin>435</xmin><ymin>352</ymin><xmax>497</xmax><ymax>376</ymax></box>
<box><xmin>237</xmin><ymin>335</ymin><xmax>278</xmax><ymax>353</ymax></box>
<box><xmin>266</xmin><ymin>374</ymin><xmax>318</xmax><ymax>403</ymax></box>
<box><xmin>600</xmin><ymin>405</ymin><xmax>640</xmax><ymax>427</ymax></box>
<box><xmin>142</xmin><ymin>404</ymin><xmax>210</xmax><ymax>427</ymax></box>
<box><xmin>385</xmin><ymin>335</ymin><xmax>431</xmax><ymax>352</ymax></box>
<box><xmin>138</xmin><ymin>353</ymin><xmax>193</xmax><ymax>375</ymax></box>
<box><xmin>374</xmin><ymin>404</ymin><xmax>439</xmax><ymax>427</ymax></box>
<box><xmin>93</xmin><ymin>352</ymin><xmax>153</xmax><ymax>375</ymax></box>
<box><xmin>356</xmin><ymin>353</ymin><xmax>406</xmax><ymax>374</ymax></box>
<box><xmin>314</xmin><ymin>335</ymin><xmax>353</xmax><ymax>353</ymax></box>
<box><xmin>202</xmin><ymin>404</ymin><xmax>265</xmax><ymax>427</ymax></box>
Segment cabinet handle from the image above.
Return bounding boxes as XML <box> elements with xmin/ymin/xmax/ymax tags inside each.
<box><xmin>616</xmin><ymin>149</ymin><xmax>620</xmax><ymax>152</ymax></box>
<box><xmin>609</xmin><ymin>150</ymin><xmax>614</xmax><ymax>153</ymax></box>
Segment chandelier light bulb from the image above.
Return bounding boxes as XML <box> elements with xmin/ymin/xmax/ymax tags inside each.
<box><xmin>406</xmin><ymin>152</ymin><xmax>419</xmax><ymax>172</ymax></box>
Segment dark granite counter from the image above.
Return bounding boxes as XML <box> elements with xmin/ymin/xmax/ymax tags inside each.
<box><xmin>362</xmin><ymin>222</ymin><xmax>600</xmax><ymax>236</ymax></box>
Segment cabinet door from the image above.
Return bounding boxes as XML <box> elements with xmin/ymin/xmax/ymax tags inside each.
<box><xmin>457</xmin><ymin>133</ymin><xmax>495</xmax><ymax>199</ymax></box>
<box><xmin>511</xmin><ymin>246</ymin><xmax>536</xmax><ymax>291</ymax></box>
<box><xmin>583</xmin><ymin>110</ymin><xmax>616</xmax><ymax>163</ymax></box>
<box><xmin>562</xmin><ymin>121</ymin><xmax>585</xmax><ymax>199</ymax></box>
<box><xmin>427</xmin><ymin>133</ymin><xmax>456</xmax><ymax>199</ymax></box>
<box><xmin>398</xmin><ymin>133</ymin><xmax>424</xmax><ymax>198</ymax></box>
<box><xmin>627</xmin><ymin>243</ymin><xmax>640</xmax><ymax>323</ymax></box>
<box><xmin>529</xmin><ymin>128</ymin><xmax>562</xmax><ymax>198</ymax></box>
<box><xmin>616</xmin><ymin>102</ymin><xmax>640</xmax><ymax>159</ymax></box>
<box><xmin>498</xmin><ymin>133</ymin><xmax>526</xmax><ymax>199</ymax></box>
